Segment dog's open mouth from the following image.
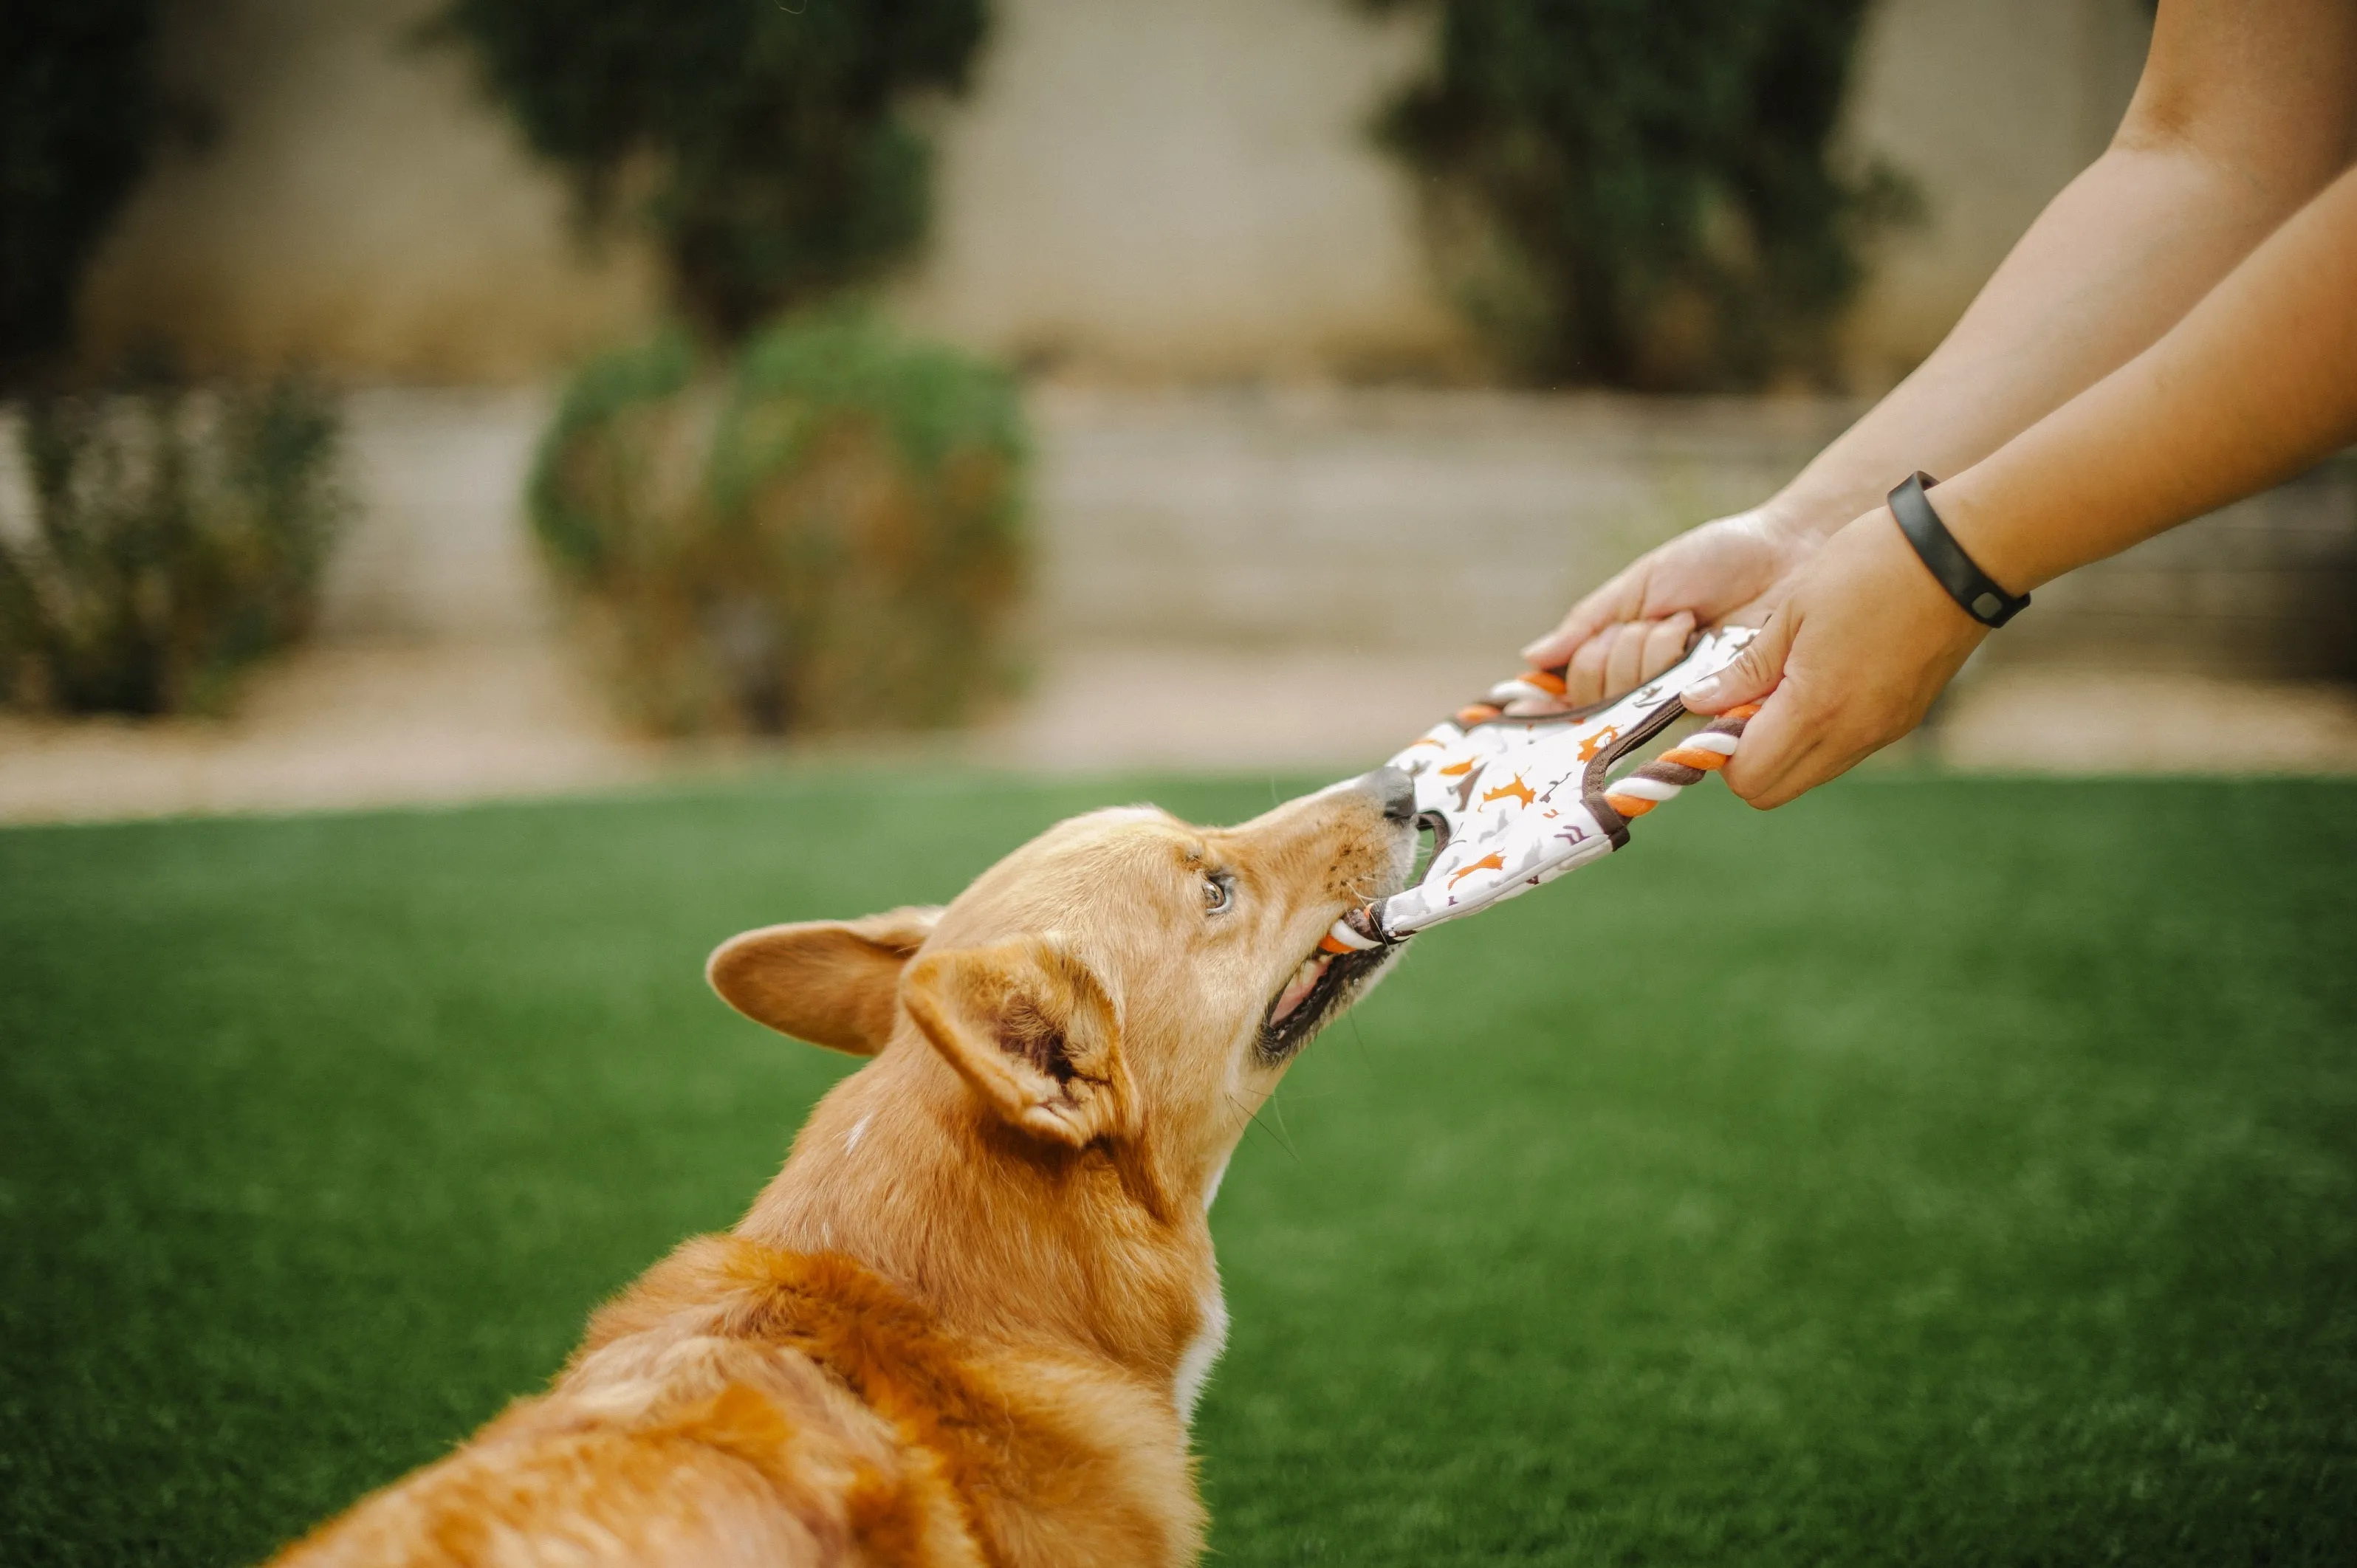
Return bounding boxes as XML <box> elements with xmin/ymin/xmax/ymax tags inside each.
<box><xmin>1258</xmin><ymin>939</ymin><xmax>1395</xmax><ymax>1059</ymax></box>
<box><xmin>1255</xmin><ymin>791</ymin><xmax>1422</xmax><ymax>1059</ymax></box>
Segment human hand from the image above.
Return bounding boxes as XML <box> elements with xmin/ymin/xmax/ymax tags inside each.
<box><xmin>1679</xmin><ymin>506</ymin><xmax>1988</xmax><ymax>808</ymax></box>
<box><xmin>1520</xmin><ymin>509</ymin><xmax>1821</xmax><ymax>706</ymax></box>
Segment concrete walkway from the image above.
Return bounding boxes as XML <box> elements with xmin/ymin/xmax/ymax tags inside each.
<box><xmin>0</xmin><ymin>640</ymin><xmax>653</xmax><ymax>823</ymax></box>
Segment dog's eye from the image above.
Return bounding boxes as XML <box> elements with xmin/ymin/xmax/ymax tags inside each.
<box><xmin>1201</xmin><ymin>873</ymin><xmax>1233</xmax><ymax>915</ymax></box>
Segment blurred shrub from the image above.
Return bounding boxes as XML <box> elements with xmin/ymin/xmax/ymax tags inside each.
<box><xmin>1</xmin><ymin>2</ymin><xmax>168</xmax><ymax>383</ymax></box>
<box><xmin>436</xmin><ymin>0</ymin><xmax>987</xmax><ymax>340</ymax></box>
<box><xmin>0</xmin><ymin>378</ymin><xmax>347</xmax><ymax>715</ymax></box>
<box><xmin>1370</xmin><ymin>0</ymin><xmax>1915</xmax><ymax>390</ymax></box>
<box><xmin>530</xmin><ymin>312</ymin><xmax>1026</xmax><ymax>735</ymax></box>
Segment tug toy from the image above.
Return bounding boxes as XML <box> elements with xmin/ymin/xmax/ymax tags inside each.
<box><xmin>1322</xmin><ymin>625</ymin><xmax>1763</xmax><ymax>954</ymax></box>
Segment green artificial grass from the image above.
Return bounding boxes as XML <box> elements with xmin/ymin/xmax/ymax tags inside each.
<box><xmin>1</xmin><ymin>772</ymin><xmax>2353</xmax><ymax>1567</ymax></box>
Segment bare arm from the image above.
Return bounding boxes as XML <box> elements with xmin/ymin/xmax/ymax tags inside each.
<box><xmin>1943</xmin><ymin>164</ymin><xmax>2357</xmax><ymax>589</ymax></box>
<box><xmin>1526</xmin><ymin>0</ymin><xmax>2357</xmax><ymax>702</ymax></box>
<box><xmin>1765</xmin><ymin>0</ymin><xmax>2357</xmax><ymax>535</ymax></box>
<box><xmin>1687</xmin><ymin>161</ymin><xmax>2357</xmax><ymax>806</ymax></box>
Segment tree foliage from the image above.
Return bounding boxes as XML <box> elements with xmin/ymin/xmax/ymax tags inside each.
<box><xmin>0</xmin><ymin>1</ymin><xmax>168</xmax><ymax>385</ymax></box>
<box><xmin>531</xmin><ymin>312</ymin><xmax>1026</xmax><ymax>735</ymax></box>
<box><xmin>1372</xmin><ymin>0</ymin><xmax>1913</xmax><ymax>389</ymax></box>
<box><xmin>438</xmin><ymin>0</ymin><xmax>989</xmax><ymax>340</ymax></box>
<box><xmin>0</xmin><ymin>377</ymin><xmax>348</xmax><ymax>715</ymax></box>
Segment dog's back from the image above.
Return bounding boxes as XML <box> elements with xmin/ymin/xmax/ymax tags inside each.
<box><xmin>272</xmin><ymin>1235</ymin><xmax>1200</xmax><ymax>1567</ymax></box>
<box><xmin>272</xmin><ymin>1242</ymin><xmax>981</xmax><ymax>1567</ymax></box>
<box><xmin>267</xmin><ymin>777</ymin><xmax>1416</xmax><ymax>1567</ymax></box>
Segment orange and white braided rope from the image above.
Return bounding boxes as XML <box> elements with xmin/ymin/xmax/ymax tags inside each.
<box><xmin>1599</xmin><ymin>701</ymin><xmax>1763</xmax><ymax>820</ymax></box>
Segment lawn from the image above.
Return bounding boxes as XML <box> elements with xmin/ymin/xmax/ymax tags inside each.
<box><xmin>1</xmin><ymin>771</ymin><xmax>2353</xmax><ymax>1567</ymax></box>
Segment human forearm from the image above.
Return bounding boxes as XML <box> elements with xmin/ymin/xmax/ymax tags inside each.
<box><xmin>1763</xmin><ymin>0</ymin><xmax>2357</xmax><ymax>543</ymax></box>
<box><xmin>1525</xmin><ymin>0</ymin><xmax>2357</xmax><ymax>703</ymax></box>
<box><xmin>1937</xmin><ymin>162</ymin><xmax>2357</xmax><ymax>591</ymax></box>
<box><xmin>1766</xmin><ymin>144</ymin><xmax>2322</xmax><ymax>540</ymax></box>
<box><xmin>1523</xmin><ymin>137</ymin><xmax>2315</xmax><ymax>690</ymax></box>
<box><xmin>1687</xmin><ymin>161</ymin><xmax>2357</xmax><ymax>811</ymax></box>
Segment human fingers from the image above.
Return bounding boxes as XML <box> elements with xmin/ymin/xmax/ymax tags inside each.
<box><xmin>1737</xmin><ymin>728</ymin><xmax>1893</xmax><ymax>809</ymax></box>
<box><xmin>1564</xmin><ymin>622</ymin><xmax>1622</xmax><ymax>706</ymax></box>
<box><xmin>1723</xmin><ymin>680</ymin><xmax>1912</xmax><ymax>808</ymax></box>
<box><xmin>1636</xmin><ymin>611</ymin><xmax>1697</xmax><ymax>687</ymax></box>
<box><xmin>1592</xmin><ymin>611</ymin><xmax>1691</xmax><ymax>698</ymax></box>
<box><xmin>1680</xmin><ymin>607</ymin><xmax>1791</xmax><ymax>715</ymax></box>
<box><xmin>1710</xmin><ymin>510</ymin><xmax>1988</xmax><ymax>806</ymax></box>
<box><xmin>1521</xmin><ymin>564</ymin><xmax>1649</xmax><ymax>670</ymax></box>
<box><xmin>1678</xmin><ymin>602</ymin><xmax>1802</xmax><ymax>806</ymax></box>
<box><xmin>1718</xmin><ymin>695</ymin><xmax>1847</xmax><ymax>808</ymax></box>
<box><xmin>1523</xmin><ymin>508</ymin><xmax>1813</xmax><ymax>678</ymax></box>
<box><xmin>1602</xmin><ymin>618</ymin><xmax>1649</xmax><ymax>697</ymax></box>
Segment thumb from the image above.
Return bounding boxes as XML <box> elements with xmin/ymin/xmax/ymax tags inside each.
<box><xmin>1679</xmin><ymin>611</ymin><xmax>1791</xmax><ymax>715</ymax></box>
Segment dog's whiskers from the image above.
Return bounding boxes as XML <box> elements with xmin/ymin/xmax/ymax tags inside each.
<box><xmin>1229</xmin><ymin>1090</ymin><xmax>1300</xmax><ymax>1164</ymax></box>
<box><xmin>1264</xmin><ymin>1090</ymin><xmax>1303</xmax><ymax>1163</ymax></box>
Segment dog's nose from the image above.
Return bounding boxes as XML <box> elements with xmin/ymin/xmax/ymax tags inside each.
<box><xmin>1358</xmin><ymin>766</ymin><xmax>1418</xmax><ymax>824</ymax></box>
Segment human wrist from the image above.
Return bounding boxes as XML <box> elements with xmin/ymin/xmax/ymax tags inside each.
<box><xmin>1753</xmin><ymin>480</ymin><xmax>1879</xmax><ymax>550</ymax></box>
<box><xmin>1848</xmin><ymin>502</ymin><xmax>1997</xmax><ymax>653</ymax></box>
<box><xmin>1908</xmin><ymin>470</ymin><xmax>2051</xmax><ymax>596</ymax></box>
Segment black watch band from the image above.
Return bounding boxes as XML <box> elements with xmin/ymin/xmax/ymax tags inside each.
<box><xmin>1887</xmin><ymin>472</ymin><xmax>2029</xmax><ymax>627</ymax></box>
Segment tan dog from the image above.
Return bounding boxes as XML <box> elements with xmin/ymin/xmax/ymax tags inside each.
<box><xmin>270</xmin><ymin>768</ymin><xmax>1418</xmax><ymax>1567</ymax></box>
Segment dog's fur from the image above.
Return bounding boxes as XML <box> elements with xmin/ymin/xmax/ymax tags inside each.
<box><xmin>270</xmin><ymin>772</ymin><xmax>1418</xmax><ymax>1567</ymax></box>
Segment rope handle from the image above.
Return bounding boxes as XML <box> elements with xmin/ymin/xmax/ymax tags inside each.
<box><xmin>1598</xmin><ymin>701</ymin><xmax>1762</xmax><ymax>821</ymax></box>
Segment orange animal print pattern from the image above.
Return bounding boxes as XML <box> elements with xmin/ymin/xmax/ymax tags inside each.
<box><xmin>1325</xmin><ymin>626</ymin><xmax>1760</xmax><ymax>946</ymax></box>
<box><xmin>1447</xmin><ymin>852</ymin><xmax>1508</xmax><ymax>890</ymax></box>
<box><xmin>1479</xmin><ymin>775</ymin><xmax>1537</xmax><ymax>810</ymax></box>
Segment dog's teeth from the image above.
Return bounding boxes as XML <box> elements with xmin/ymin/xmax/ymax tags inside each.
<box><xmin>1269</xmin><ymin>953</ymin><xmax>1333</xmax><ymax>1025</ymax></box>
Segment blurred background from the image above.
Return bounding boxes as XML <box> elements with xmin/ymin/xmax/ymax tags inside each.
<box><xmin>7</xmin><ymin>11</ymin><xmax>2356</xmax><ymax>1567</ymax></box>
<box><xmin>4</xmin><ymin>0</ymin><xmax>2355</xmax><ymax>819</ymax></box>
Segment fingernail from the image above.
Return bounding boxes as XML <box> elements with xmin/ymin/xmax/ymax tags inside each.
<box><xmin>1682</xmin><ymin>675</ymin><xmax>1720</xmax><ymax>704</ymax></box>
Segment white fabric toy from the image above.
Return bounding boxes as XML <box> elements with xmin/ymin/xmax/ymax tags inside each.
<box><xmin>1323</xmin><ymin>625</ymin><xmax>1763</xmax><ymax>954</ymax></box>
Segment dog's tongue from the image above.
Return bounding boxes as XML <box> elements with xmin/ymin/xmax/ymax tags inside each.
<box><xmin>1271</xmin><ymin>953</ymin><xmax>1332</xmax><ymax>1023</ymax></box>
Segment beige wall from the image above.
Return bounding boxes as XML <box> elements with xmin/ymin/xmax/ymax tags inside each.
<box><xmin>79</xmin><ymin>0</ymin><xmax>2153</xmax><ymax>385</ymax></box>
<box><xmin>893</xmin><ymin>0</ymin><xmax>1464</xmax><ymax>378</ymax></box>
<box><xmin>79</xmin><ymin>0</ymin><xmax>662</xmax><ymax>381</ymax></box>
<box><xmin>1840</xmin><ymin>0</ymin><xmax>2152</xmax><ymax>384</ymax></box>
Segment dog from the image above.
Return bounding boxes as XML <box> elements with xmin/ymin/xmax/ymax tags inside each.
<box><xmin>269</xmin><ymin>767</ymin><xmax>1419</xmax><ymax>1567</ymax></box>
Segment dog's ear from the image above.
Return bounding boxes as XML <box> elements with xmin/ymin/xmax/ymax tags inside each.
<box><xmin>900</xmin><ymin>938</ymin><xmax>1125</xmax><ymax>1147</ymax></box>
<box><xmin>707</xmin><ymin>906</ymin><xmax>943</xmax><ymax>1056</ymax></box>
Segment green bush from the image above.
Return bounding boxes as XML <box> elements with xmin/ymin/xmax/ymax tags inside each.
<box><xmin>0</xmin><ymin>377</ymin><xmax>347</xmax><ymax>715</ymax></box>
<box><xmin>436</xmin><ymin>0</ymin><xmax>989</xmax><ymax>340</ymax></box>
<box><xmin>530</xmin><ymin>312</ymin><xmax>1026</xmax><ymax>735</ymax></box>
<box><xmin>1</xmin><ymin>2</ymin><xmax>168</xmax><ymax>384</ymax></box>
<box><xmin>1370</xmin><ymin>0</ymin><xmax>1915</xmax><ymax>389</ymax></box>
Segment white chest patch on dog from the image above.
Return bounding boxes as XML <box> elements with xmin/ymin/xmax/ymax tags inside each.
<box><xmin>1202</xmin><ymin>1152</ymin><xmax>1232</xmax><ymax>1214</ymax></box>
<box><xmin>1173</xmin><ymin>1282</ymin><xmax>1228</xmax><ymax>1427</ymax></box>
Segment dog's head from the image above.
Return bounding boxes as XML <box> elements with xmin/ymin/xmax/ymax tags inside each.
<box><xmin>709</xmin><ymin>768</ymin><xmax>1418</xmax><ymax>1206</ymax></box>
